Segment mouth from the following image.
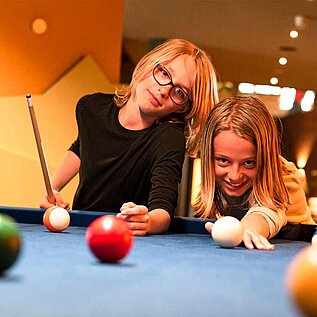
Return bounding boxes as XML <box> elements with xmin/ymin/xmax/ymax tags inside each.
<box><xmin>148</xmin><ymin>91</ymin><xmax>162</xmax><ymax>107</ymax></box>
<box><xmin>223</xmin><ymin>179</ymin><xmax>247</xmax><ymax>190</ymax></box>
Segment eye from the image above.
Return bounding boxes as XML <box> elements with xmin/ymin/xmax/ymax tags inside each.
<box><xmin>174</xmin><ymin>87</ymin><xmax>186</xmax><ymax>98</ymax></box>
<box><xmin>215</xmin><ymin>157</ymin><xmax>229</xmax><ymax>166</ymax></box>
<box><xmin>161</xmin><ymin>69</ymin><xmax>169</xmax><ymax>77</ymax></box>
<box><xmin>244</xmin><ymin>160</ymin><xmax>256</xmax><ymax>168</ymax></box>
<box><xmin>158</xmin><ymin>65</ymin><xmax>170</xmax><ymax>79</ymax></box>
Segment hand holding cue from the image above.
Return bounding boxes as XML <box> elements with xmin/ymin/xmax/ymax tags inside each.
<box><xmin>26</xmin><ymin>94</ymin><xmax>56</xmax><ymax>205</ymax></box>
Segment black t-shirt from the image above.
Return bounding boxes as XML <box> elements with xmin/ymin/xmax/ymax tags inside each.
<box><xmin>69</xmin><ymin>93</ymin><xmax>186</xmax><ymax>217</ymax></box>
<box><xmin>220</xmin><ymin>188</ymin><xmax>252</xmax><ymax>220</ymax></box>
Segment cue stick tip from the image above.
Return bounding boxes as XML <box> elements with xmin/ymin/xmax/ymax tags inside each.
<box><xmin>26</xmin><ymin>94</ymin><xmax>33</xmax><ymax>107</ymax></box>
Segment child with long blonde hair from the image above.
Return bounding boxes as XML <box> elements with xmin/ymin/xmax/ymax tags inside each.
<box><xmin>40</xmin><ymin>39</ymin><xmax>219</xmax><ymax>235</ymax></box>
<box><xmin>195</xmin><ymin>95</ymin><xmax>315</xmax><ymax>250</ymax></box>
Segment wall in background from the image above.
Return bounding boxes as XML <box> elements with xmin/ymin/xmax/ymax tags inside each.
<box><xmin>0</xmin><ymin>56</ymin><xmax>118</xmax><ymax>208</ymax></box>
<box><xmin>282</xmin><ymin>111</ymin><xmax>317</xmax><ymax>197</ymax></box>
<box><xmin>0</xmin><ymin>0</ymin><xmax>123</xmax><ymax>96</ymax></box>
<box><xmin>0</xmin><ymin>0</ymin><xmax>123</xmax><ymax>208</ymax></box>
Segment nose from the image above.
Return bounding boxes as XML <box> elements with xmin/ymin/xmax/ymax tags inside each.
<box><xmin>227</xmin><ymin>166</ymin><xmax>242</xmax><ymax>182</ymax></box>
<box><xmin>158</xmin><ymin>85</ymin><xmax>172</xmax><ymax>97</ymax></box>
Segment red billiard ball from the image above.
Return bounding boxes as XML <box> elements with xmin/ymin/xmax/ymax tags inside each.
<box><xmin>43</xmin><ymin>206</ymin><xmax>70</xmax><ymax>233</ymax></box>
<box><xmin>85</xmin><ymin>215</ymin><xmax>133</xmax><ymax>263</ymax></box>
<box><xmin>0</xmin><ymin>214</ymin><xmax>21</xmax><ymax>273</ymax></box>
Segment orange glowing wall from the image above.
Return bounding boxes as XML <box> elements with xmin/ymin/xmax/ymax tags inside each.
<box><xmin>0</xmin><ymin>1</ymin><xmax>124</xmax><ymax>208</ymax></box>
<box><xmin>0</xmin><ymin>0</ymin><xmax>123</xmax><ymax>96</ymax></box>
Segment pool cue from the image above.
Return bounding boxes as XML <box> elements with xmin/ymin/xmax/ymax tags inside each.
<box><xmin>26</xmin><ymin>94</ymin><xmax>56</xmax><ymax>204</ymax></box>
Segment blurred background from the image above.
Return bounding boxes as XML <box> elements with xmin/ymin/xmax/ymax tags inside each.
<box><xmin>0</xmin><ymin>0</ymin><xmax>316</xmax><ymax>215</ymax></box>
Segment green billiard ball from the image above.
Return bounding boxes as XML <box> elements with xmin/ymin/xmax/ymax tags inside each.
<box><xmin>0</xmin><ymin>214</ymin><xmax>21</xmax><ymax>273</ymax></box>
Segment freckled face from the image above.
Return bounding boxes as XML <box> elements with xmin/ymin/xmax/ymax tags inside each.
<box><xmin>213</xmin><ymin>130</ymin><xmax>257</xmax><ymax>197</ymax></box>
<box><xmin>133</xmin><ymin>55</ymin><xmax>196</xmax><ymax>123</ymax></box>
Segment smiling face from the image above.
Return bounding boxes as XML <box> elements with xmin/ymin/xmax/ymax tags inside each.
<box><xmin>213</xmin><ymin>130</ymin><xmax>257</xmax><ymax>197</ymax></box>
<box><xmin>132</xmin><ymin>55</ymin><xmax>196</xmax><ymax>125</ymax></box>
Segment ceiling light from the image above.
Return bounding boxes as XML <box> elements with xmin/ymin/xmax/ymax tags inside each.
<box><xmin>290</xmin><ymin>30</ymin><xmax>299</xmax><ymax>38</ymax></box>
<box><xmin>270</xmin><ymin>77</ymin><xmax>278</xmax><ymax>85</ymax></box>
<box><xmin>279</xmin><ymin>57</ymin><xmax>288</xmax><ymax>65</ymax></box>
<box><xmin>31</xmin><ymin>18</ymin><xmax>48</xmax><ymax>35</ymax></box>
<box><xmin>279</xmin><ymin>87</ymin><xmax>296</xmax><ymax>110</ymax></box>
<box><xmin>255</xmin><ymin>85</ymin><xmax>281</xmax><ymax>95</ymax></box>
<box><xmin>294</xmin><ymin>14</ymin><xmax>309</xmax><ymax>30</ymax></box>
<box><xmin>238</xmin><ymin>83</ymin><xmax>255</xmax><ymax>94</ymax></box>
<box><xmin>301</xmin><ymin>90</ymin><xmax>315</xmax><ymax>111</ymax></box>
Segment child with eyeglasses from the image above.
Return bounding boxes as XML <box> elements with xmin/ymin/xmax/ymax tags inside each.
<box><xmin>194</xmin><ymin>95</ymin><xmax>316</xmax><ymax>250</ymax></box>
<box><xmin>40</xmin><ymin>38</ymin><xmax>219</xmax><ymax>235</ymax></box>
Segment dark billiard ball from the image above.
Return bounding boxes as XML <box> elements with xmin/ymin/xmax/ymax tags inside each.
<box><xmin>285</xmin><ymin>245</ymin><xmax>317</xmax><ymax>317</ymax></box>
<box><xmin>0</xmin><ymin>214</ymin><xmax>21</xmax><ymax>273</ymax></box>
<box><xmin>85</xmin><ymin>215</ymin><xmax>133</xmax><ymax>263</ymax></box>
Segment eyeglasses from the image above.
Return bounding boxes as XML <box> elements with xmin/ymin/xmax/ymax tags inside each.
<box><xmin>152</xmin><ymin>64</ymin><xmax>191</xmax><ymax>106</ymax></box>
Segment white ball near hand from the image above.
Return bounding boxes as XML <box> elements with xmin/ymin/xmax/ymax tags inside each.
<box><xmin>212</xmin><ymin>216</ymin><xmax>243</xmax><ymax>248</ymax></box>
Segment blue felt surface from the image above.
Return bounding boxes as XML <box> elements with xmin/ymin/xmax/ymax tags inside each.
<box><xmin>0</xmin><ymin>223</ymin><xmax>309</xmax><ymax>317</ymax></box>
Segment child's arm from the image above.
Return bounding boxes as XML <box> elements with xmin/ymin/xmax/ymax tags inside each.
<box><xmin>240</xmin><ymin>213</ymin><xmax>274</xmax><ymax>250</ymax></box>
<box><xmin>206</xmin><ymin>208</ymin><xmax>281</xmax><ymax>251</ymax></box>
<box><xmin>204</xmin><ymin>213</ymin><xmax>275</xmax><ymax>251</ymax></box>
<box><xmin>240</xmin><ymin>158</ymin><xmax>315</xmax><ymax>249</ymax></box>
<box><xmin>117</xmin><ymin>202</ymin><xmax>171</xmax><ymax>235</ymax></box>
<box><xmin>40</xmin><ymin>151</ymin><xmax>80</xmax><ymax>208</ymax></box>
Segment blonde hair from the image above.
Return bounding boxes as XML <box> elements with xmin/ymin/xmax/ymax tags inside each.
<box><xmin>194</xmin><ymin>95</ymin><xmax>289</xmax><ymax>218</ymax></box>
<box><xmin>115</xmin><ymin>39</ymin><xmax>218</xmax><ymax>157</ymax></box>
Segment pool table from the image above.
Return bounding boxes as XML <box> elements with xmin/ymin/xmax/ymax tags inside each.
<box><xmin>0</xmin><ymin>206</ymin><xmax>316</xmax><ymax>317</ymax></box>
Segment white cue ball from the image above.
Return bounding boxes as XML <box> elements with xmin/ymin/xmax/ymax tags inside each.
<box><xmin>43</xmin><ymin>206</ymin><xmax>70</xmax><ymax>232</ymax></box>
<box><xmin>212</xmin><ymin>216</ymin><xmax>243</xmax><ymax>248</ymax></box>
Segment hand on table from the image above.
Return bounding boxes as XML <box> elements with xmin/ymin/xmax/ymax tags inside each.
<box><xmin>205</xmin><ymin>221</ymin><xmax>274</xmax><ymax>251</ymax></box>
<box><xmin>40</xmin><ymin>190</ymin><xmax>70</xmax><ymax>210</ymax></box>
<box><xmin>241</xmin><ymin>225</ymin><xmax>274</xmax><ymax>251</ymax></box>
<box><xmin>117</xmin><ymin>202</ymin><xmax>150</xmax><ymax>236</ymax></box>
